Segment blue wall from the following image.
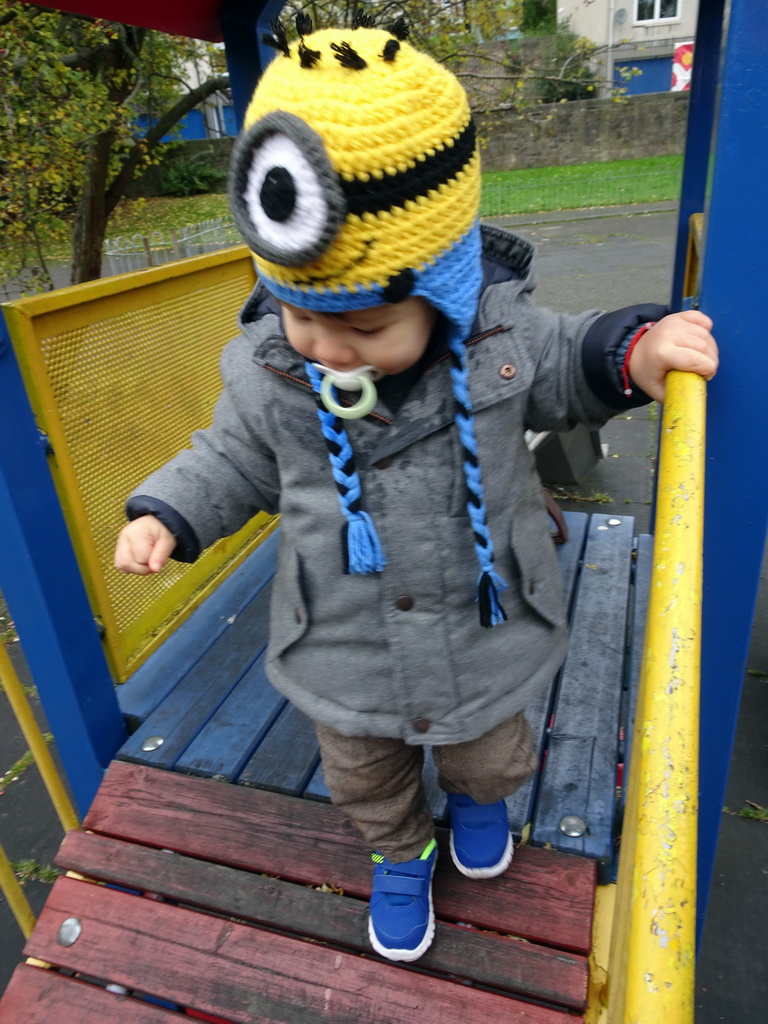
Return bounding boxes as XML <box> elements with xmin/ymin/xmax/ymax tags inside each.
<box><xmin>135</xmin><ymin>107</ymin><xmax>237</xmax><ymax>143</ymax></box>
<box><xmin>615</xmin><ymin>56</ymin><xmax>674</xmax><ymax>95</ymax></box>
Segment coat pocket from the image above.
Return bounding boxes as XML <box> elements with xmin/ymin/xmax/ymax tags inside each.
<box><xmin>268</xmin><ymin>544</ymin><xmax>311</xmax><ymax>659</ymax></box>
<box><xmin>509</xmin><ymin>520</ymin><xmax>567</xmax><ymax>628</ymax></box>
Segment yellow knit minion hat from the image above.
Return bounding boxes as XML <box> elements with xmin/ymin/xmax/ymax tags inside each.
<box><xmin>228</xmin><ymin>16</ymin><xmax>481</xmax><ymax>310</ymax></box>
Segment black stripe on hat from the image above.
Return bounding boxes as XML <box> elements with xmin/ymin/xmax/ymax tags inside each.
<box><xmin>341</xmin><ymin>118</ymin><xmax>476</xmax><ymax>218</ymax></box>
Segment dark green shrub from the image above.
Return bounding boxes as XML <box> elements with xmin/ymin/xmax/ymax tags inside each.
<box><xmin>161</xmin><ymin>156</ymin><xmax>227</xmax><ymax>196</ymax></box>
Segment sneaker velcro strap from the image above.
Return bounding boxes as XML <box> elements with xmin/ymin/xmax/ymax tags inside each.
<box><xmin>372</xmin><ymin>874</ymin><xmax>425</xmax><ymax>897</ymax></box>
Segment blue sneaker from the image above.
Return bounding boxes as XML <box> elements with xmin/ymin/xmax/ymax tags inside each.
<box><xmin>368</xmin><ymin>840</ymin><xmax>437</xmax><ymax>961</ymax></box>
<box><xmin>446</xmin><ymin>793</ymin><xmax>513</xmax><ymax>878</ymax></box>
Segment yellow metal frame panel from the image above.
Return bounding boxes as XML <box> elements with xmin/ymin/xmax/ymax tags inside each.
<box><xmin>4</xmin><ymin>247</ymin><xmax>277</xmax><ymax>682</ymax></box>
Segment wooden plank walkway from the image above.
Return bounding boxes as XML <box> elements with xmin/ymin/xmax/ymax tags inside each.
<box><xmin>1</xmin><ymin>761</ymin><xmax>596</xmax><ymax>1023</ymax></box>
<box><xmin>114</xmin><ymin>510</ymin><xmax>643</xmax><ymax>875</ymax></box>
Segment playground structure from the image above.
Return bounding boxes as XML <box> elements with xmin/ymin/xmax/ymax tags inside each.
<box><xmin>0</xmin><ymin>1</ymin><xmax>766</xmax><ymax>1020</ymax></box>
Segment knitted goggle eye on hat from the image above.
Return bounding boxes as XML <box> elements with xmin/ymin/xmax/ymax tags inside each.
<box><xmin>228</xmin><ymin>14</ymin><xmax>507</xmax><ymax>628</ymax></box>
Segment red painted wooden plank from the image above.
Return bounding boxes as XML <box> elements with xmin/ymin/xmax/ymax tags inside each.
<box><xmin>86</xmin><ymin>762</ymin><xmax>596</xmax><ymax>952</ymax></box>
<box><xmin>27</xmin><ymin>877</ymin><xmax>581</xmax><ymax>1024</ymax></box>
<box><xmin>0</xmin><ymin>964</ymin><xmax>185</xmax><ymax>1023</ymax></box>
<box><xmin>55</xmin><ymin>830</ymin><xmax>589</xmax><ymax>1011</ymax></box>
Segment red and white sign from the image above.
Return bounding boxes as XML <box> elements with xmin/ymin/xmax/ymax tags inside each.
<box><xmin>671</xmin><ymin>42</ymin><xmax>694</xmax><ymax>91</ymax></box>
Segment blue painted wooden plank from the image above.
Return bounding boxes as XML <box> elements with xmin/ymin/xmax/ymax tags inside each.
<box><xmin>530</xmin><ymin>514</ymin><xmax>635</xmax><ymax>874</ymax></box>
<box><xmin>237</xmin><ymin>703</ymin><xmax>321</xmax><ymax>795</ymax></box>
<box><xmin>621</xmin><ymin>534</ymin><xmax>653</xmax><ymax>791</ymax></box>
<box><xmin>603</xmin><ymin>532</ymin><xmax>653</xmax><ymax>883</ymax></box>
<box><xmin>175</xmin><ymin>656</ymin><xmax>287</xmax><ymax>779</ymax></box>
<box><xmin>118</xmin><ymin>529</ymin><xmax>279</xmax><ymax>724</ymax></box>
<box><xmin>117</xmin><ymin>580</ymin><xmax>273</xmax><ymax>769</ymax></box>
<box><xmin>556</xmin><ymin>512</ymin><xmax>591</xmax><ymax>617</ymax></box>
<box><xmin>302</xmin><ymin>760</ymin><xmax>330</xmax><ymax>802</ymax></box>
<box><xmin>506</xmin><ymin>511</ymin><xmax>590</xmax><ymax>837</ymax></box>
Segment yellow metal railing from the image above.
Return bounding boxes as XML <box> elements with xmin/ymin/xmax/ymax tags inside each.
<box><xmin>0</xmin><ymin>843</ymin><xmax>36</xmax><ymax>939</ymax></box>
<box><xmin>601</xmin><ymin>370</ymin><xmax>706</xmax><ymax>1022</ymax></box>
<box><xmin>0</xmin><ymin>643</ymin><xmax>80</xmax><ymax>936</ymax></box>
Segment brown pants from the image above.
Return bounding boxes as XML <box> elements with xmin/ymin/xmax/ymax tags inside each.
<box><xmin>315</xmin><ymin>712</ymin><xmax>537</xmax><ymax>862</ymax></box>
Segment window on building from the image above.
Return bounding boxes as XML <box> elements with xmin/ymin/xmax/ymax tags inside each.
<box><xmin>636</xmin><ymin>0</ymin><xmax>679</xmax><ymax>21</ymax></box>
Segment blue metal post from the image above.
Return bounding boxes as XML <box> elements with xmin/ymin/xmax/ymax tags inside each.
<box><xmin>219</xmin><ymin>0</ymin><xmax>285</xmax><ymax>129</ymax></box>
<box><xmin>0</xmin><ymin>317</ymin><xmax>127</xmax><ymax>816</ymax></box>
<box><xmin>670</xmin><ymin>0</ymin><xmax>726</xmax><ymax>311</ymax></box>
<box><xmin>696</xmin><ymin>0</ymin><xmax>768</xmax><ymax>944</ymax></box>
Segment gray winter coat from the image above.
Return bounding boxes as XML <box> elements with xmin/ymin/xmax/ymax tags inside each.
<box><xmin>130</xmin><ymin>226</ymin><xmax>662</xmax><ymax>745</ymax></box>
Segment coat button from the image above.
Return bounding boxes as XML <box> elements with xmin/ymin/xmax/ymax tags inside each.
<box><xmin>374</xmin><ymin>456</ymin><xmax>393</xmax><ymax>469</ymax></box>
<box><xmin>413</xmin><ymin>718</ymin><xmax>430</xmax><ymax>734</ymax></box>
<box><xmin>499</xmin><ymin>363</ymin><xmax>516</xmax><ymax>380</ymax></box>
<box><xmin>395</xmin><ymin>595</ymin><xmax>414</xmax><ymax>611</ymax></box>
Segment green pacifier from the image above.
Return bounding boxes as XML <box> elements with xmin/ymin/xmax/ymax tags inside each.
<box><xmin>314</xmin><ymin>364</ymin><xmax>380</xmax><ymax>420</ymax></box>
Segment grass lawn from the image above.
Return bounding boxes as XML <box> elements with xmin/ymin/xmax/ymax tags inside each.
<box><xmin>480</xmin><ymin>154</ymin><xmax>682</xmax><ymax>216</ymax></box>
<box><xmin>103</xmin><ymin>154</ymin><xmax>682</xmax><ymax>240</ymax></box>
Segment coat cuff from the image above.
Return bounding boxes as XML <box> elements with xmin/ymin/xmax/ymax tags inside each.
<box><xmin>126</xmin><ymin>496</ymin><xmax>201</xmax><ymax>563</ymax></box>
<box><xmin>581</xmin><ymin>303</ymin><xmax>668</xmax><ymax>409</ymax></box>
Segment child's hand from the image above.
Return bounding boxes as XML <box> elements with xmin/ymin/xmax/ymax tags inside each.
<box><xmin>114</xmin><ymin>516</ymin><xmax>176</xmax><ymax>575</ymax></box>
<box><xmin>627</xmin><ymin>310</ymin><xmax>718</xmax><ymax>403</ymax></box>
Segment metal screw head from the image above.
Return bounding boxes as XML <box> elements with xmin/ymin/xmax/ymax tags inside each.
<box><xmin>559</xmin><ymin>815</ymin><xmax>587</xmax><ymax>837</ymax></box>
<box><xmin>605</xmin><ymin>517</ymin><xmax>622</xmax><ymax>527</ymax></box>
<box><xmin>140</xmin><ymin>735</ymin><xmax>165</xmax><ymax>752</ymax></box>
<box><xmin>57</xmin><ymin>917</ymin><xmax>82</xmax><ymax>946</ymax></box>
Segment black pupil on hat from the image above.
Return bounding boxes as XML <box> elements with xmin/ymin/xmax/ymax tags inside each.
<box><xmin>261</xmin><ymin>166</ymin><xmax>296</xmax><ymax>222</ymax></box>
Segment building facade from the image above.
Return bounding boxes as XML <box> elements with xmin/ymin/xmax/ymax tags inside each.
<box><xmin>559</xmin><ymin>0</ymin><xmax>699</xmax><ymax>95</ymax></box>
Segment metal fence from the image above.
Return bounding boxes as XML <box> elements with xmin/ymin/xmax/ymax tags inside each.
<box><xmin>103</xmin><ymin>218</ymin><xmax>243</xmax><ymax>276</ymax></box>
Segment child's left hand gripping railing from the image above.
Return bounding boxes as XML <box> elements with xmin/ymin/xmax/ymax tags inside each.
<box><xmin>602</xmin><ymin>370</ymin><xmax>706</xmax><ymax>1023</ymax></box>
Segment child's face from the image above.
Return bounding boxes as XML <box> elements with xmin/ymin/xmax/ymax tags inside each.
<box><xmin>280</xmin><ymin>297</ymin><xmax>437</xmax><ymax>376</ymax></box>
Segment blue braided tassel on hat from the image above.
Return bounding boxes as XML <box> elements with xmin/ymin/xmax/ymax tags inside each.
<box><xmin>306</xmin><ymin>362</ymin><xmax>386</xmax><ymax>575</ymax></box>
<box><xmin>447</xmin><ymin>337</ymin><xmax>508</xmax><ymax>628</ymax></box>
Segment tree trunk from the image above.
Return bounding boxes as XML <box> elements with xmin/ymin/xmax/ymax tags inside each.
<box><xmin>71</xmin><ymin>130</ymin><xmax>115</xmax><ymax>284</ymax></box>
<box><xmin>70</xmin><ymin>27</ymin><xmax>145</xmax><ymax>284</ymax></box>
<box><xmin>70</xmin><ymin>65</ymin><xmax>228</xmax><ymax>284</ymax></box>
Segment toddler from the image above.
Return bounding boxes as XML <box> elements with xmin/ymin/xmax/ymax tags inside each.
<box><xmin>115</xmin><ymin>18</ymin><xmax>717</xmax><ymax>962</ymax></box>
